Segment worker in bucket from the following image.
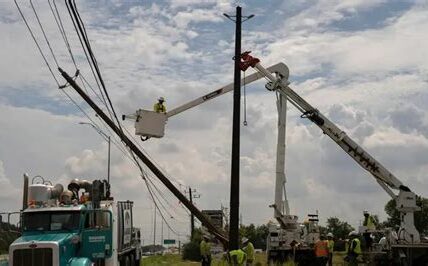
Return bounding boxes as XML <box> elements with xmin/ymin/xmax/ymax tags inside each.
<box><xmin>200</xmin><ymin>235</ymin><xmax>212</xmax><ymax>266</ymax></box>
<box><xmin>242</xmin><ymin>237</ymin><xmax>254</xmax><ymax>265</ymax></box>
<box><xmin>327</xmin><ymin>233</ymin><xmax>334</xmax><ymax>266</ymax></box>
<box><xmin>344</xmin><ymin>231</ymin><xmax>362</xmax><ymax>266</ymax></box>
<box><xmin>362</xmin><ymin>211</ymin><xmax>376</xmax><ymax>251</ymax></box>
<box><xmin>153</xmin><ymin>96</ymin><xmax>166</xmax><ymax>113</ymax></box>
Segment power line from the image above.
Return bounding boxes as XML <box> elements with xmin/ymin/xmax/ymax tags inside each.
<box><xmin>29</xmin><ymin>0</ymin><xmax>60</xmax><ymax>69</ymax></box>
<box><xmin>14</xmin><ymin>0</ymin><xmax>60</xmax><ymax>86</ymax></box>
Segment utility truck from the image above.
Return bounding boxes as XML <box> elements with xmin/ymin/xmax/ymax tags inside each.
<box><xmin>125</xmin><ymin>52</ymin><xmax>428</xmax><ymax>264</ymax></box>
<box><xmin>8</xmin><ymin>174</ymin><xmax>142</xmax><ymax>266</ymax></box>
<box><xmin>123</xmin><ymin>53</ymin><xmax>320</xmax><ymax>263</ymax></box>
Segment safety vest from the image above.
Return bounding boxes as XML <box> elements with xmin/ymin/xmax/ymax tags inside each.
<box><xmin>348</xmin><ymin>238</ymin><xmax>362</xmax><ymax>255</ymax></box>
<box><xmin>314</xmin><ymin>240</ymin><xmax>329</xmax><ymax>257</ymax></box>
<box><xmin>366</xmin><ymin>216</ymin><xmax>376</xmax><ymax>230</ymax></box>
<box><xmin>200</xmin><ymin>240</ymin><xmax>211</xmax><ymax>256</ymax></box>
<box><xmin>229</xmin><ymin>249</ymin><xmax>246</xmax><ymax>265</ymax></box>
<box><xmin>244</xmin><ymin>242</ymin><xmax>255</xmax><ymax>261</ymax></box>
<box><xmin>327</xmin><ymin>239</ymin><xmax>334</xmax><ymax>253</ymax></box>
<box><xmin>153</xmin><ymin>102</ymin><xmax>166</xmax><ymax>113</ymax></box>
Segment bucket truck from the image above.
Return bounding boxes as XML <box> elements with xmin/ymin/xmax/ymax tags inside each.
<box><xmin>123</xmin><ymin>54</ymin><xmax>319</xmax><ymax>263</ymax></box>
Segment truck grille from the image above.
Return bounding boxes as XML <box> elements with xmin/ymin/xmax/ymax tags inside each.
<box><xmin>13</xmin><ymin>248</ymin><xmax>53</xmax><ymax>266</ymax></box>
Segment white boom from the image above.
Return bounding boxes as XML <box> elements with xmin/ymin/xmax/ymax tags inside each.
<box><xmin>238</xmin><ymin>53</ymin><xmax>421</xmax><ymax>243</ymax></box>
<box><xmin>166</xmin><ymin>63</ymin><xmax>289</xmax><ymax>118</ymax></box>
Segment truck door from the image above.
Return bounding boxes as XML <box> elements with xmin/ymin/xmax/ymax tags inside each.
<box><xmin>80</xmin><ymin>210</ymin><xmax>113</xmax><ymax>262</ymax></box>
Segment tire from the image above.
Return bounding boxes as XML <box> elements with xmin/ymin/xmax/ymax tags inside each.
<box><xmin>130</xmin><ymin>253</ymin><xmax>135</xmax><ymax>266</ymax></box>
<box><xmin>124</xmin><ymin>255</ymin><xmax>131</xmax><ymax>266</ymax></box>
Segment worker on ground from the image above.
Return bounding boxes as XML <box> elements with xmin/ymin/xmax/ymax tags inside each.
<box><xmin>242</xmin><ymin>237</ymin><xmax>254</xmax><ymax>266</ymax></box>
<box><xmin>327</xmin><ymin>232</ymin><xmax>334</xmax><ymax>266</ymax></box>
<box><xmin>200</xmin><ymin>235</ymin><xmax>212</xmax><ymax>266</ymax></box>
<box><xmin>153</xmin><ymin>96</ymin><xmax>166</xmax><ymax>113</ymax></box>
<box><xmin>345</xmin><ymin>231</ymin><xmax>362</xmax><ymax>266</ymax></box>
<box><xmin>363</xmin><ymin>211</ymin><xmax>376</xmax><ymax>251</ymax></box>
<box><xmin>229</xmin><ymin>245</ymin><xmax>247</xmax><ymax>266</ymax></box>
<box><xmin>314</xmin><ymin>235</ymin><xmax>329</xmax><ymax>266</ymax></box>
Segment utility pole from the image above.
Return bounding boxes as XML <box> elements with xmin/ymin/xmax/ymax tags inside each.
<box><xmin>153</xmin><ymin>206</ymin><xmax>156</xmax><ymax>246</ymax></box>
<box><xmin>223</xmin><ymin>6</ymin><xmax>254</xmax><ymax>251</ymax></box>
<box><xmin>187</xmin><ymin>187</ymin><xmax>200</xmax><ymax>240</ymax></box>
<box><xmin>189</xmin><ymin>187</ymin><xmax>195</xmax><ymax>240</ymax></box>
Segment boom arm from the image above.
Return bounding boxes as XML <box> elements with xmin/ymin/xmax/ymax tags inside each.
<box><xmin>242</xmin><ymin>54</ymin><xmax>420</xmax><ymax>243</ymax></box>
<box><xmin>166</xmin><ymin>63</ymin><xmax>289</xmax><ymax>118</ymax></box>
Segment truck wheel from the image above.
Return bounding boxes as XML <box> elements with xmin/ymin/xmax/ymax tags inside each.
<box><xmin>124</xmin><ymin>255</ymin><xmax>131</xmax><ymax>266</ymax></box>
<box><xmin>130</xmin><ymin>253</ymin><xmax>135</xmax><ymax>266</ymax></box>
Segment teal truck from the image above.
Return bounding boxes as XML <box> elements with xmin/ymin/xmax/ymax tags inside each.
<box><xmin>8</xmin><ymin>174</ymin><xmax>141</xmax><ymax>266</ymax></box>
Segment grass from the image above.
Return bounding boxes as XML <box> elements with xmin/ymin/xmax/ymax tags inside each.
<box><xmin>141</xmin><ymin>252</ymin><xmax>267</xmax><ymax>266</ymax></box>
<box><xmin>140</xmin><ymin>252</ymin><xmax>350</xmax><ymax>266</ymax></box>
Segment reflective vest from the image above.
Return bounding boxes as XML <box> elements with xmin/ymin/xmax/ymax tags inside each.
<box><xmin>244</xmin><ymin>242</ymin><xmax>255</xmax><ymax>261</ymax></box>
<box><xmin>200</xmin><ymin>240</ymin><xmax>211</xmax><ymax>256</ymax></box>
<box><xmin>348</xmin><ymin>238</ymin><xmax>362</xmax><ymax>255</ymax></box>
<box><xmin>367</xmin><ymin>216</ymin><xmax>376</xmax><ymax>230</ymax></box>
<box><xmin>229</xmin><ymin>249</ymin><xmax>246</xmax><ymax>265</ymax></box>
<box><xmin>314</xmin><ymin>240</ymin><xmax>329</xmax><ymax>257</ymax></box>
<box><xmin>327</xmin><ymin>239</ymin><xmax>334</xmax><ymax>253</ymax></box>
<box><xmin>153</xmin><ymin>102</ymin><xmax>166</xmax><ymax>113</ymax></box>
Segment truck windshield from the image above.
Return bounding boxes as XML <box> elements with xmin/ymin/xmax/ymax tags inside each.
<box><xmin>23</xmin><ymin>211</ymin><xmax>81</xmax><ymax>232</ymax></box>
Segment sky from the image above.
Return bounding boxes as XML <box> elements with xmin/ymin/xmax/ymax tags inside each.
<box><xmin>1</xmin><ymin>0</ymin><xmax>428</xmax><ymax>245</ymax></box>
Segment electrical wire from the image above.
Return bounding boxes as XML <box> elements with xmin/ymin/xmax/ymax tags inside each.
<box><xmin>29</xmin><ymin>0</ymin><xmax>60</xmax><ymax>69</ymax></box>
<box><xmin>49</xmin><ymin>0</ymin><xmax>77</xmax><ymax>69</ymax></box>
<box><xmin>17</xmin><ymin>0</ymin><xmax>187</xmax><ymax>237</ymax></box>
<box><xmin>68</xmin><ymin>0</ymin><xmax>122</xmax><ymax>130</ymax></box>
<box><xmin>14</xmin><ymin>0</ymin><xmax>60</xmax><ymax>86</ymax></box>
<box><xmin>64</xmin><ymin>0</ymin><xmax>113</xmax><ymax>120</ymax></box>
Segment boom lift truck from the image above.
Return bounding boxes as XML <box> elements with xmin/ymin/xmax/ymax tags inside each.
<box><xmin>123</xmin><ymin>53</ymin><xmax>320</xmax><ymax>263</ymax></box>
<box><xmin>125</xmin><ymin>52</ymin><xmax>428</xmax><ymax>264</ymax></box>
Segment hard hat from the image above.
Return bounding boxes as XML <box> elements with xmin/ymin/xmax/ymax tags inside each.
<box><xmin>327</xmin><ymin>232</ymin><xmax>333</xmax><ymax>238</ymax></box>
<box><xmin>242</xmin><ymin>237</ymin><xmax>249</xmax><ymax>244</ymax></box>
<box><xmin>158</xmin><ymin>97</ymin><xmax>165</xmax><ymax>101</ymax></box>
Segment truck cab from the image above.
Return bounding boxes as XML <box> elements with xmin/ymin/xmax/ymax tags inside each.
<box><xmin>8</xmin><ymin>176</ymin><xmax>141</xmax><ymax>266</ymax></box>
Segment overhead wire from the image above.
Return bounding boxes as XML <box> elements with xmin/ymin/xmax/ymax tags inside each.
<box><xmin>18</xmin><ymin>0</ymin><xmax>187</xmax><ymax>237</ymax></box>
<box><xmin>68</xmin><ymin>0</ymin><xmax>123</xmax><ymax>130</ymax></box>
<box><xmin>14</xmin><ymin>0</ymin><xmax>60</xmax><ymax>86</ymax></box>
<box><xmin>64</xmin><ymin>0</ymin><xmax>113</xmax><ymax>120</ymax></box>
<box><xmin>29</xmin><ymin>0</ymin><xmax>60</xmax><ymax>69</ymax></box>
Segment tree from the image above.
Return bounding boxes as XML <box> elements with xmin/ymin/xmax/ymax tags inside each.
<box><xmin>383</xmin><ymin>196</ymin><xmax>428</xmax><ymax>236</ymax></box>
<box><xmin>240</xmin><ymin>223</ymin><xmax>269</xmax><ymax>249</ymax></box>
<box><xmin>325</xmin><ymin>217</ymin><xmax>354</xmax><ymax>239</ymax></box>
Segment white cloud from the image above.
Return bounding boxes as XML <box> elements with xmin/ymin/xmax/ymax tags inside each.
<box><xmin>2</xmin><ymin>0</ymin><xmax>428</xmax><ymax>240</ymax></box>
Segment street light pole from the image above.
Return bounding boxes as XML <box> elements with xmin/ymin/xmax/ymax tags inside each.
<box><xmin>79</xmin><ymin>122</ymin><xmax>111</xmax><ymax>183</ymax></box>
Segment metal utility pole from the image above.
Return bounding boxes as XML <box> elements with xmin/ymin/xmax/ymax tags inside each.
<box><xmin>79</xmin><ymin>122</ymin><xmax>111</xmax><ymax>184</ymax></box>
<box><xmin>223</xmin><ymin>5</ymin><xmax>253</xmax><ymax>251</ymax></box>
<box><xmin>59</xmin><ymin>68</ymin><xmax>228</xmax><ymax>246</ymax></box>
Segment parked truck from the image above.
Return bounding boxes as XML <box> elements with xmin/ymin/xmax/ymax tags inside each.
<box><xmin>8</xmin><ymin>174</ymin><xmax>141</xmax><ymax>266</ymax></box>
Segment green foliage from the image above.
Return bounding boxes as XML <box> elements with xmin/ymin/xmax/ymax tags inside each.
<box><xmin>240</xmin><ymin>223</ymin><xmax>269</xmax><ymax>249</ymax></box>
<box><xmin>0</xmin><ymin>222</ymin><xmax>20</xmax><ymax>255</ymax></box>
<box><xmin>181</xmin><ymin>228</ymin><xmax>202</xmax><ymax>261</ymax></box>
<box><xmin>383</xmin><ymin>196</ymin><xmax>428</xmax><ymax>235</ymax></box>
<box><xmin>325</xmin><ymin>217</ymin><xmax>354</xmax><ymax>240</ymax></box>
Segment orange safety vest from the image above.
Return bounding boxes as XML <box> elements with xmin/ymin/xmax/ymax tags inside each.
<box><xmin>315</xmin><ymin>240</ymin><xmax>329</xmax><ymax>257</ymax></box>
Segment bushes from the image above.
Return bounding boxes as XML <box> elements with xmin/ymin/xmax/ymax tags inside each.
<box><xmin>182</xmin><ymin>228</ymin><xmax>202</xmax><ymax>261</ymax></box>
